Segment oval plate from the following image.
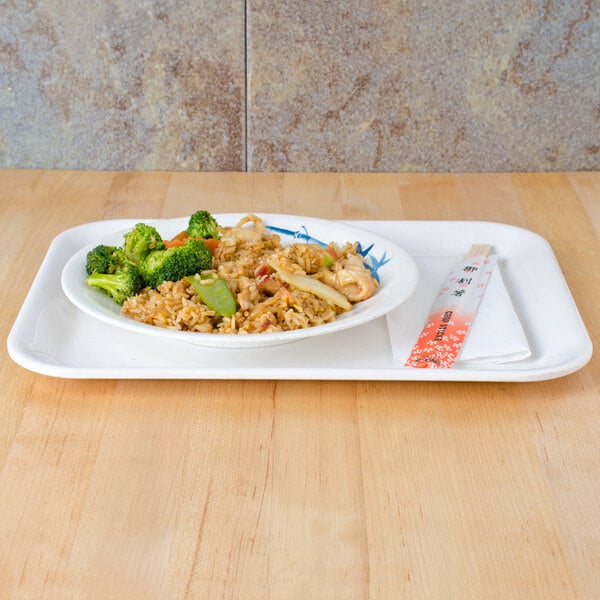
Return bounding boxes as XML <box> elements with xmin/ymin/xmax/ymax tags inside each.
<box><xmin>61</xmin><ymin>213</ymin><xmax>419</xmax><ymax>348</ymax></box>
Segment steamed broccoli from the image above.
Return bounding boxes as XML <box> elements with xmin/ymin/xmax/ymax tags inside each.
<box><xmin>86</xmin><ymin>262</ymin><xmax>144</xmax><ymax>305</ymax></box>
<box><xmin>122</xmin><ymin>223</ymin><xmax>165</xmax><ymax>264</ymax></box>
<box><xmin>187</xmin><ymin>210</ymin><xmax>220</xmax><ymax>239</ymax></box>
<box><xmin>85</xmin><ymin>245</ymin><xmax>129</xmax><ymax>276</ymax></box>
<box><xmin>139</xmin><ymin>238</ymin><xmax>213</xmax><ymax>288</ymax></box>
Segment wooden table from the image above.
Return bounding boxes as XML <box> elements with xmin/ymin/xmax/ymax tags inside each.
<box><xmin>1</xmin><ymin>170</ymin><xmax>598</xmax><ymax>599</ymax></box>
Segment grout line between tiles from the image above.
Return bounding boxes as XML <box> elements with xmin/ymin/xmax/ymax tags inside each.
<box><xmin>244</xmin><ymin>0</ymin><xmax>248</xmax><ymax>171</ymax></box>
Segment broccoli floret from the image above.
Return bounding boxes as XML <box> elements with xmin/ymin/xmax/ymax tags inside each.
<box><xmin>86</xmin><ymin>262</ymin><xmax>144</xmax><ymax>305</ymax></box>
<box><xmin>85</xmin><ymin>245</ymin><xmax>129</xmax><ymax>276</ymax></box>
<box><xmin>122</xmin><ymin>223</ymin><xmax>165</xmax><ymax>264</ymax></box>
<box><xmin>187</xmin><ymin>210</ymin><xmax>221</xmax><ymax>239</ymax></box>
<box><xmin>139</xmin><ymin>238</ymin><xmax>213</xmax><ymax>288</ymax></box>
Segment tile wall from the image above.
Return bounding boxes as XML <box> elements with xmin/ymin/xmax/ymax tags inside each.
<box><xmin>1</xmin><ymin>1</ymin><xmax>598</xmax><ymax>172</ymax></box>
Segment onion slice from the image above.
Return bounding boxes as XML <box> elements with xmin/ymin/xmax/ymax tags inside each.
<box><xmin>267</xmin><ymin>260</ymin><xmax>351</xmax><ymax>310</ymax></box>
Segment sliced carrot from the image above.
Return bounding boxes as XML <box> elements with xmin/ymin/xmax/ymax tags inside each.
<box><xmin>164</xmin><ymin>230</ymin><xmax>191</xmax><ymax>247</ymax></box>
<box><xmin>164</xmin><ymin>238</ymin><xmax>187</xmax><ymax>248</ymax></box>
<box><xmin>164</xmin><ymin>233</ymin><xmax>220</xmax><ymax>252</ymax></box>
<box><xmin>173</xmin><ymin>230</ymin><xmax>190</xmax><ymax>241</ymax></box>
<box><xmin>201</xmin><ymin>237</ymin><xmax>221</xmax><ymax>252</ymax></box>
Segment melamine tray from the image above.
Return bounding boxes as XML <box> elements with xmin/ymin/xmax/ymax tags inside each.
<box><xmin>7</xmin><ymin>219</ymin><xmax>592</xmax><ymax>381</ymax></box>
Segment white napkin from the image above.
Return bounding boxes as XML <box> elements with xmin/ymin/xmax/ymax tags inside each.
<box><xmin>386</xmin><ymin>256</ymin><xmax>531</xmax><ymax>367</ymax></box>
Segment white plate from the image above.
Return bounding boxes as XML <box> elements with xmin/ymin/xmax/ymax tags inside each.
<box><xmin>7</xmin><ymin>219</ymin><xmax>592</xmax><ymax>381</ymax></box>
<box><xmin>60</xmin><ymin>214</ymin><xmax>419</xmax><ymax>348</ymax></box>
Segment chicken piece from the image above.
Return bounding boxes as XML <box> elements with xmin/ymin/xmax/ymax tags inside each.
<box><xmin>333</xmin><ymin>267</ymin><xmax>376</xmax><ymax>301</ymax></box>
<box><xmin>316</xmin><ymin>253</ymin><xmax>377</xmax><ymax>302</ymax></box>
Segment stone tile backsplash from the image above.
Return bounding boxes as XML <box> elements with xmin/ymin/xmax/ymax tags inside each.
<box><xmin>1</xmin><ymin>1</ymin><xmax>598</xmax><ymax>172</ymax></box>
<box><xmin>1</xmin><ymin>1</ymin><xmax>245</xmax><ymax>171</ymax></box>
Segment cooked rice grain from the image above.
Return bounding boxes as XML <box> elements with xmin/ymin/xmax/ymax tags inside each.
<box><xmin>121</xmin><ymin>215</ymin><xmax>376</xmax><ymax>335</ymax></box>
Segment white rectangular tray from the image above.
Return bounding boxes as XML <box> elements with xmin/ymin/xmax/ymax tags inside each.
<box><xmin>7</xmin><ymin>219</ymin><xmax>592</xmax><ymax>381</ymax></box>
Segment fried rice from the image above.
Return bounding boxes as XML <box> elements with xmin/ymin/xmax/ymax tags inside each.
<box><xmin>121</xmin><ymin>214</ymin><xmax>378</xmax><ymax>335</ymax></box>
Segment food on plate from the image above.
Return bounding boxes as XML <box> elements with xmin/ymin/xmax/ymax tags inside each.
<box><xmin>186</xmin><ymin>210</ymin><xmax>221</xmax><ymax>240</ymax></box>
<box><xmin>85</xmin><ymin>212</ymin><xmax>379</xmax><ymax>335</ymax></box>
<box><xmin>137</xmin><ymin>239</ymin><xmax>212</xmax><ymax>289</ymax></box>
<box><xmin>85</xmin><ymin>245</ymin><xmax>144</xmax><ymax>305</ymax></box>
<box><xmin>122</xmin><ymin>223</ymin><xmax>165</xmax><ymax>264</ymax></box>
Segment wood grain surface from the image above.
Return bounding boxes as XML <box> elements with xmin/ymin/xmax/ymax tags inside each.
<box><xmin>0</xmin><ymin>170</ymin><xmax>598</xmax><ymax>599</ymax></box>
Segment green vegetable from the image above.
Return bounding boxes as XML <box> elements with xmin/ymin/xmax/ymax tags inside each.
<box><xmin>85</xmin><ymin>244</ymin><xmax>143</xmax><ymax>304</ymax></box>
<box><xmin>123</xmin><ymin>223</ymin><xmax>165</xmax><ymax>264</ymax></box>
<box><xmin>85</xmin><ymin>245</ymin><xmax>129</xmax><ymax>276</ymax></box>
<box><xmin>86</xmin><ymin>262</ymin><xmax>144</xmax><ymax>305</ymax></box>
<box><xmin>139</xmin><ymin>238</ymin><xmax>213</xmax><ymax>288</ymax></box>
<box><xmin>187</xmin><ymin>210</ymin><xmax>221</xmax><ymax>239</ymax></box>
<box><xmin>322</xmin><ymin>251</ymin><xmax>335</xmax><ymax>268</ymax></box>
<box><xmin>188</xmin><ymin>273</ymin><xmax>237</xmax><ymax>317</ymax></box>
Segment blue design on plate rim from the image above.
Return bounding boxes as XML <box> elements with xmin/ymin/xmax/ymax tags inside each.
<box><xmin>266</xmin><ymin>224</ymin><xmax>391</xmax><ymax>282</ymax></box>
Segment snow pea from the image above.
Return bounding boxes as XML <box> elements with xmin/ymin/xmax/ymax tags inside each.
<box><xmin>188</xmin><ymin>274</ymin><xmax>237</xmax><ymax>317</ymax></box>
